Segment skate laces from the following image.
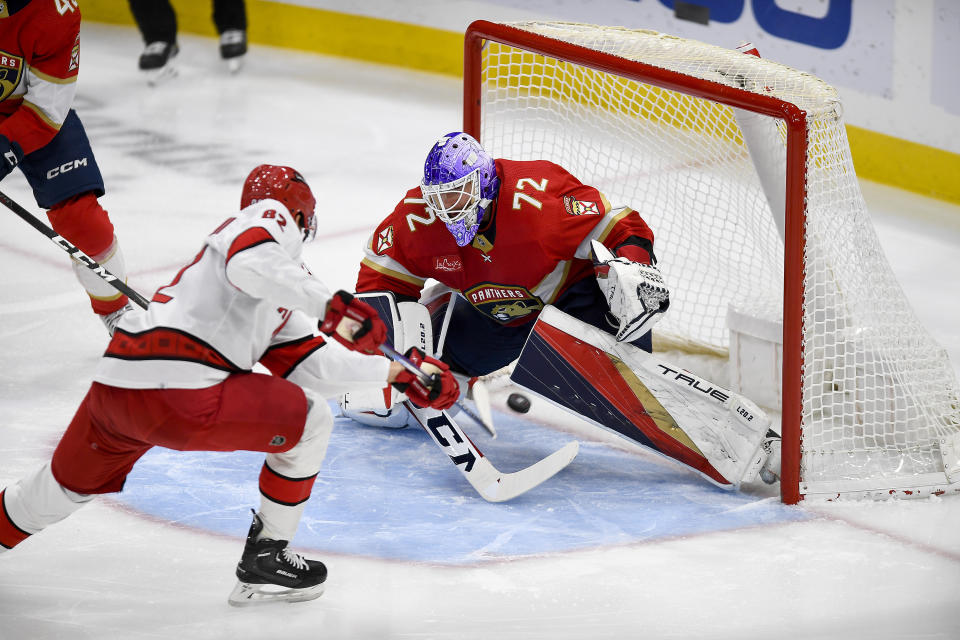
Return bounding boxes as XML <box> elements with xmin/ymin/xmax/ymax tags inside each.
<box><xmin>281</xmin><ymin>547</ymin><xmax>309</xmax><ymax>571</ymax></box>
<box><xmin>144</xmin><ymin>42</ymin><xmax>171</xmax><ymax>55</ymax></box>
<box><xmin>221</xmin><ymin>30</ymin><xmax>245</xmax><ymax>45</ymax></box>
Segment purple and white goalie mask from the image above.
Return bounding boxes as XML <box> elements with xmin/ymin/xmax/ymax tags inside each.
<box><xmin>420</xmin><ymin>132</ymin><xmax>499</xmax><ymax>247</ymax></box>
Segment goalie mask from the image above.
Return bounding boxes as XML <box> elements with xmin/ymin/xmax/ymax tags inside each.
<box><xmin>421</xmin><ymin>132</ymin><xmax>500</xmax><ymax>247</ymax></box>
<box><xmin>241</xmin><ymin>164</ymin><xmax>318</xmax><ymax>242</ymax></box>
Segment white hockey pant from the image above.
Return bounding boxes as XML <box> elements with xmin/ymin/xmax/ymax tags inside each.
<box><xmin>257</xmin><ymin>389</ymin><xmax>333</xmax><ymax>542</ymax></box>
<box><xmin>0</xmin><ymin>462</ymin><xmax>94</xmax><ymax>550</ymax></box>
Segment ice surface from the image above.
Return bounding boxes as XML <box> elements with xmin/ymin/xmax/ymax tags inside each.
<box><xmin>0</xmin><ymin>23</ymin><xmax>958</xmax><ymax>640</ymax></box>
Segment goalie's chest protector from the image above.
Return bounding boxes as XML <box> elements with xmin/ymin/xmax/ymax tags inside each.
<box><xmin>405</xmin><ymin>160</ymin><xmax>608</xmax><ymax>326</ymax></box>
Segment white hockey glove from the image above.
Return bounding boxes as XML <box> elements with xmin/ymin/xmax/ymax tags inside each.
<box><xmin>591</xmin><ymin>240</ymin><xmax>670</xmax><ymax>343</ymax></box>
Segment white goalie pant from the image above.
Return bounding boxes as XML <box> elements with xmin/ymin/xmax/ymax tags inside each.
<box><xmin>257</xmin><ymin>387</ymin><xmax>334</xmax><ymax>542</ymax></box>
<box><xmin>0</xmin><ymin>462</ymin><xmax>94</xmax><ymax>549</ymax></box>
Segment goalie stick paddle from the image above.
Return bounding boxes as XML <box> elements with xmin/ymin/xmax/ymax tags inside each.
<box><xmin>379</xmin><ymin>344</ymin><xmax>578</xmax><ymax>501</ymax></box>
<box><xmin>0</xmin><ymin>190</ymin><xmax>150</xmax><ymax>310</ymax></box>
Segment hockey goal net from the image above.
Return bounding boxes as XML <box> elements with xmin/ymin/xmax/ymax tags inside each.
<box><xmin>464</xmin><ymin>20</ymin><xmax>960</xmax><ymax>503</ymax></box>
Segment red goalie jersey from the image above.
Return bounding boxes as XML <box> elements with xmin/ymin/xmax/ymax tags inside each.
<box><xmin>356</xmin><ymin>159</ymin><xmax>655</xmax><ymax>327</ymax></box>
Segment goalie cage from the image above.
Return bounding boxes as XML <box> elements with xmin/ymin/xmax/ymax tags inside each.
<box><xmin>463</xmin><ymin>20</ymin><xmax>960</xmax><ymax>504</ymax></box>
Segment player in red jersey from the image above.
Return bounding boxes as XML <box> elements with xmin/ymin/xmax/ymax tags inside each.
<box><xmin>0</xmin><ymin>165</ymin><xmax>458</xmax><ymax>605</ymax></box>
<box><xmin>356</xmin><ymin>131</ymin><xmax>670</xmax><ymax>378</ymax></box>
<box><xmin>0</xmin><ymin>0</ymin><xmax>132</xmax><ymax>334</ymax></box>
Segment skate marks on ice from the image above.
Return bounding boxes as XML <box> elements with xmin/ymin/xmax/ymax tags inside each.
<box><xmin>114</xmin><ymin>400</ymin><xmax>806</xmax><ymax>564</ymax></box>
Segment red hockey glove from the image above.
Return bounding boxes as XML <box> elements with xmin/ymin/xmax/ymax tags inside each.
<box><xmin>391</xmin><ymin>347</ymin><xmax>459</xmax><ymax>410</ymax></box>
<box><xmin>319</xmin><ymin>290</ymin><xmax>387</xmax><ymax>354</ymax></box>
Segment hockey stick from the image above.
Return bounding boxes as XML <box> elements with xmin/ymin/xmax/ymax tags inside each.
<box><xmin>380</xmin><ymin>342</ymin><xmax>497</xmax><ymax>438</ymax></box>
<box><xmin>379</xmin><ymin>343</ymin><xmax>432</xmax><ymax>384</ymax></box>
<box><xmin>403</xmin><ymin>401</ymin><xmax>578</xmax><ymax>502</ymax></box>
<box><xmin>0</xmin><ymin>190</ymin><xmax>150</xmax><ymax>310</ymax></box>
<box><xmin>377</xmin><ymin>343</ymin><xmax>578</xmax><ymax>501</ymax></box>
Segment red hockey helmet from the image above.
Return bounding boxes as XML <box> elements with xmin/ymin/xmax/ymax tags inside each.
<box><xmin>241</xmin><ymin>165</ymin><xmax>318</xmax><ymax>241</ymax></box>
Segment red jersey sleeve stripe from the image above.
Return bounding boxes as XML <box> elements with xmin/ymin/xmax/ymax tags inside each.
<box><xmin>226</xmin><ymin>227</ymin><xmax>277</xmax><ymax>264</ymax></box>
<box><xmin>260</xmin><ymin>336</ymin><xmax>327</xmax><ymax>379</ymax></box>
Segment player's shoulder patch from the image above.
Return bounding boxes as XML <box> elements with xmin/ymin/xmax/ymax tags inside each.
<box><xmin>562</xmin><ymin>195</ymin><xmax>601</xmax><ymax>216</ymax></box>
<box><xmin>0</xmin><ymin>52</ymin><xmax>24</xmax><ymax>101</ymax></box>
<box><xmin>376</xmin><ymin>224</ymin><xmax>394</xmax><ymax>255</ymax></box>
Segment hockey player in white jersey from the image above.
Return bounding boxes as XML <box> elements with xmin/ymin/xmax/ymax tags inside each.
<box><xmin>0</xmin><ymin>165</ymin><xmax>459</xmax><ymax>606</ymax></box>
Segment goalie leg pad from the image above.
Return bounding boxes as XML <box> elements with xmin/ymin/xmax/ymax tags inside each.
<box><xmin>512</xmin><ymin>306</ymin><xmax>771</xmax><ymax>488</ymax></box>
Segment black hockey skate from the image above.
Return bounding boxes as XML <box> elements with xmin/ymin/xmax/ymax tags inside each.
<box><xmin>228</xmin><ymin>511</ymin><xmax>327</xmax><ymax>607</ymax></box>
<box><xmin>138</xmin><ymin>41</ymin><xmax>178</xmax><ymax>86</ymax></box>
<box><xmin>219</xmin><ymin>30</ymin><xmax>247</xmax><ymax>73</ymax></box>
<box><xmin>138</xmin><ymin>41</ymin><xmax>178</xmax><ymax>70</ymax></box>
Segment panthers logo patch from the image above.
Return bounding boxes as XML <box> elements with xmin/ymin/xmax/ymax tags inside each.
<box><xmin>464</xmin><ymin>283</ymin><xmax>543</xmax><ymax>323</ymax></box>
<box><xmin>0</xmin><ymin>51</ymin><xmax>24</xmax><ymax>102</ymax></box>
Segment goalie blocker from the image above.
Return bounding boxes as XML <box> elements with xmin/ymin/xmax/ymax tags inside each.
<box><xmin>339</xmin><ymin>288</ymin><xmax>497</xmax><ymax>434</ymax></box>
<box><xmin>512</xmin><ymin>306</ymin><xmax>778</xmax><ymax>489</ymax></box>
<box><xmin>338</xmin><ymin>292</ymin><xmax>437</xmax><ymax>427</ymax></box>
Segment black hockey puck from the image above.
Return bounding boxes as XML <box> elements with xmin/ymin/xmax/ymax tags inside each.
<box><xmin>507</xmin><ymin>392</ymin><xmax>531</xmax><ymax>414</ymax></box>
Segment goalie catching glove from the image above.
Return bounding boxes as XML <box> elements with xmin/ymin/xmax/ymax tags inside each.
<box><xmin>391</xmin><ymin>347</ymin><xmax>459</xmax><ymax>410</ymax></box>
<box><xmin>319</xmin><ymin>290</ymin><xmax>387</xmax><ymax>354</ymax></box>
<box><xmin>591</xmin><ymin>240</ymin><xmax>670</xmax><ymax>343</ymax></box>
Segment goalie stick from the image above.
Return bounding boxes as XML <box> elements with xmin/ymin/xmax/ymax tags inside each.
<box><xmin>403</xmin><ymin>401</ymin><xmax>579</xmax><ymax>502</ymax></box>
<box><xmin>0</xmin><ymin>190</ymin><xmax>150</xmax><ymax>310</ymax></box>
<box><xmin>378</xmin><ymin>343</ymin><xmax>578</xmax><ymax>501</ymax></box>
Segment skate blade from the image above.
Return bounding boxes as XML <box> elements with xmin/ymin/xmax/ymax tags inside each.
<box><xmin>144</xmin><ymin>65</ymin><xmax>178</xmax><ymax>87</ymax></box>
<box><xmin>227</xmin><ymin>580</ymin><xmax>325</xmax><ymax>607</ymax></box>
<box><xmin>225</xmin><ymin>57</ymin><xmax>244</xmax><ymax>74</ymax></box>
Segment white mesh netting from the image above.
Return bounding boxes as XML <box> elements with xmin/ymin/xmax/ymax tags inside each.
<box><xmin>472</xmin><ymin>22</ymin><xmax>960</xmax><ymax>499</ymax></box>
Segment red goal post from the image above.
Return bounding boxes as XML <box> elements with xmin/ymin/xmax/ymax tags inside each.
<box><xmin>462</xmin><ymin>20</ymin><xmax>960</xmax><ymax>504</ymax></box>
